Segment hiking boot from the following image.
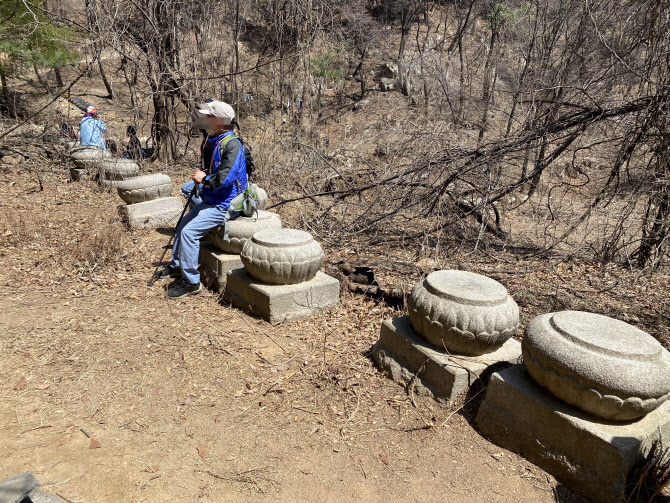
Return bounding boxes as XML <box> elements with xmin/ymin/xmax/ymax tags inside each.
<box><xmin>155</xmin><ymin>265</ymin><xmax>181</xmax><ymax>279</ymax></box>
<box><xmin>167</xmin><ymin>279</ymin><xmax>203</xmax><ymax>299</ymax></box>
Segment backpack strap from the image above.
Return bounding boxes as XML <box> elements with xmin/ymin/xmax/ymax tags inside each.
<box><xmin>210</xmin><ymin>133</ymin><xmax>239</xmax><ymax>170</ymax></box>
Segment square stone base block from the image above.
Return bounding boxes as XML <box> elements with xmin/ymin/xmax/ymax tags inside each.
<box><xmin>119</xmin><ymin>197</ymin><xmax>183</xmax><ymax>229</ymax></box>
<box><xmin>475</xmin><ymin>364</ymin><xmax>670</xmax><ymax>503</ymax></box>
<box><xmin>199</xmin><ymin>242</ymin><xmax>243</xmax><ymax>294</ymax></box>
<box><xmin>371</xmin><ymin>316</ymin><xmax>521</xmax><ymax>404</ymax></box>
<box><xmin>69</xmin><ymin>167</ymin><xmax>88</xmax><ymax>182</ymax></box>
<box><xmin>223</xmin><ymin>268</ymin><xmax>340</xmax><ymax>322</ymax></box>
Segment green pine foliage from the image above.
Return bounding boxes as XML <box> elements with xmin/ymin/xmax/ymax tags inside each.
<box><xmin>0</xmin><ymin>0</ymin><xmax>79</xmax><ymax>75</ymax></box>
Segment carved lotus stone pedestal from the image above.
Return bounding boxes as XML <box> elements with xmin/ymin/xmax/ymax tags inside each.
<box><xmin>240</xmin><ymin>229</ymin><xmax>324</xmax><ymax>284</ymax></box>
<box><xmin>373</xmin><ymin>270</ymin><xmax>521</xmax><ymax>403</ymax></box>
<box><xmin>224</xmin><ymin>229</ymin><xmax>339</xmax><ymax>321</ymax></box>
<box><xmin>116</xmin><ymin>174</ymin><xmax>181</xmax><ymax>229</ymax></box>
<box><xmin>118</xmin><ymin>196</ymin><xmax>182</xmax><ymax>229</ymax></box>
<box><xmin>69</xmin><ymin>147</ymin><xmax>111</xmax><ymax>180</ymax></box>
<box><xmin>208</xmin><ymin>211</ymin><xmax>282</xmax><ymax>254</ymax></box>
<box><xmin>117</xmin><ymin>174</ymin><xmax>172</xmax><ymax>204</ymax></box>
<box><xmin>476</xmin><ymin>311</ymin><xmax>670</xmax><ymax>503</ymax></box>
<box><xmin>98</xmin><ymin>159</ymin><xmax>140</xmax><ymax>190</ymax></box>
<box><xmin>255</xmin><ymin>186</ymin><xmax>268</xmax><ymax>210</ymax></box>
<box><xmin>523</xmin><ymin>311</ymin><xmax>670</xmax><ymax>421</ymax></box>
<box><xmin>408</xmin><ymin>270</ymin><xmax>519</xmax><ymax>356</ymax></box>
<box><xmin>372</xmin><ymin>316</ymin><xmax>521</xmax><ymax>404</ymax></box>
<box><xmin>200</xmin><ymin>212</ymin><xmax>281</xmax><ymax>294</ymax></box>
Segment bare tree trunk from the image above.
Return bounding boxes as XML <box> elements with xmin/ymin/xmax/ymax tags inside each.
<box><xmin>638</xmin><ymin>170</ymin><xmax>670</xmax><ymax>267</ymax></box>
<box><xmin>505</xmin><ymin>0</ymin><xmax>539</xmax><ymax>136</ymax></box>
<box><xmin>0</xmin><ymin>67</ymin><xmax>12</xmax><ymax>117</ymax></box>
<box><xmin>54</xmin><ymin>67</ymin><xmax>64</xmax><ymax>87</ymax></box>
<box><xmin>97</xmin><ymin>56</ymin><xmax>114</xmax><ymax>99</ymax></box>
<box><xmin>478</xmin><ymin>28</ymin><xmax>498</xmax><ymax>144</ymax></box>
<box><xmin>232</xmin><ymin>0</ymin><xmax>241</xmax><ymax>118</ymax></box>
<box><xmin>85</xmin><ymin>0</ymin><xmax>114</xmax><ymax>99</ymax></box>
<box><xmin>398</xmin><ymin>20</ymin><xmax>410</xmax><ymax>96</ymax></box>
<box><xmin>121</xmin><ymin>56</ymin><xmax>137</xmax><ymax>116</ymax></box>
<box><xmin>457</xmin><ymin>32</ymin><xmax>465</xmax><ymax>123</ymax></box>
<box><xmin>33</xmin><ymin>65</ymin><xmax>51</xmax><ymax>94</ymax></box>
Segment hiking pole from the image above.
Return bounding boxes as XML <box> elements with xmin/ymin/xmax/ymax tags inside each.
<box><xmin>147</xmin><ymin>186</ymin><xmax>197</xmax><ymax>287</ymax></box>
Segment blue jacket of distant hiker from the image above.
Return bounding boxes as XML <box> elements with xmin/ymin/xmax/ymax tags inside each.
<box><xmin>201</xmin><ymin>131</ymin><xmax>247</xmax><ymax>210</ymax></box>
<box><xmin>79</xmin><ymin>115</ymin><xmax>107</xmax><ymax>150</ymax></box>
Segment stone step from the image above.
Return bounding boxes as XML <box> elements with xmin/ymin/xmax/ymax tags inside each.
<box><xmin>372</xmin><ymin>315</ymin><xmax>520</xmax><ymax>404</ymax></box>
<box><xmin>475</xmin><ymin>364</ymin><xmax>670</xmax><ymax>503</ymax></box>
<box><xmin>118</xmin><ymin>196</ymin><xmax>183</xmax><ymax>229</ymax></box>
<box><xmin>223</xmin><ymin>268</ymin><xmax>339</xmax><ymax>322</ymax></box>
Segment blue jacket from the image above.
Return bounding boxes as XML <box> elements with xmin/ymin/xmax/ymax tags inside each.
<box><xmin>80</xmin><ymin>116</ymin><xmax>107</xmax><ymax>150</ymax></box>
<box><xmin>202</xmin><ymin>131</ymin><xmax>247</xmax><ymax>210</ymax></box>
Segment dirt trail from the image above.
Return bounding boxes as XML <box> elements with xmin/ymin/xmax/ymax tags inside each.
<box><xmin>0</xmin><ymin>272</ymin><xmax>564</xmax><ymax>503</ymax></box>
<box><xmin>0</xmin><ymin>172</ymin><xmax>587</xmax><ymax>503</ymax></box>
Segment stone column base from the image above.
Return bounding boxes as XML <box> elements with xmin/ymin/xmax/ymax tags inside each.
<box><xmin>199</xmin><ymin>242</ymin><xmax>243</xmax><ymax>294</ymax></box>
<box><xmin>475</xmin><ymin>364</ymin><xmax>670</xmax><ymax>503</ymax></box>
<box><xmin>69</xmin><ymin>167</ymin><xmax>88</xmax><ymax>182</ymax></box>
<box><xmin>118</xmin><ymin>197</ymin><xmax>183</xmax><ymax>229</ymax></box>
<box><xmin>372</xmin><ymin>316</ymin><xmax>521</xmax><ymax>404</ymax></box>
<box><xmin>223</xmin><ymin>268</ymin><xmax>340</xmax><ymax>322</ymax></box>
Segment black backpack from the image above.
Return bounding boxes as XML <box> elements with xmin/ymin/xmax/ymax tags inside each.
<box><xmin>240</xmin><ymin>137</ymin><xmax>256</xmax><ymax>180</ymax></box>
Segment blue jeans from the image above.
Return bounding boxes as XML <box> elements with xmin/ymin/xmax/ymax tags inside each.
<box><xmin>169</xmin><ymin>202</ymin><xmax>227</xmax><ymax>284</ymax></box>
<box><xmin>181</xmin><ymin>181</ymin><xmax>203</xmax><ymax>206</ymax></box>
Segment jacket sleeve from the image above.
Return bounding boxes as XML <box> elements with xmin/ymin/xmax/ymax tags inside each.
<box><xmin>98</xmin><ymin>120</ymin><xmax>107</xmax><ymax>133</ymax></box>
<box><xmin>205</xmin><ymin>139</ymin><xmax>241</xmax><ymax>190</ymax></box>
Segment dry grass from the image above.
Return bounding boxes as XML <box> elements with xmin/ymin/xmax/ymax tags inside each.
<box><xmin>626</xmin><ymin>440</ymin><xmax>670</xmax><ymax>503</ymax></box>
<box><xmin>0</xmin><ymin>165</ymin><xmax>130</xmax><ymax>276</ymax></box>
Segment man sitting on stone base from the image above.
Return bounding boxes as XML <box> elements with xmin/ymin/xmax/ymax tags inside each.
<box><xmin>156</xmin><ymin>101</ymin><xmax>247</xmax><ymax>298</ymax></box>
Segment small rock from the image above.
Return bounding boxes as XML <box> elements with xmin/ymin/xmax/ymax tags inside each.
<box><xmin>197</xmin><ymin>444</ymin><xmax>209</xmax><ymax>458</ymax></box>
<box><xmin>14</xmin><ymin>377</ymin><xmax>26</xmax><ymax>390</ymax></box>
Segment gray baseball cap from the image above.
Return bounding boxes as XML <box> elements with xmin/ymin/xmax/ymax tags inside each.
<box><xmin>198</xmin><ymin>100</ymin><xmax>235</xmax><ymax>125</ymax></box>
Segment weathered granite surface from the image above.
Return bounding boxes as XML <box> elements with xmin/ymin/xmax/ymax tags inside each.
<box><xmin>69</xmin><ymin>146</ymin><xmax>109</xmax><ymax>168</ymax></box>
<box><xmin>224</xmin><ymin>268</ymin><xmax>339</xmax><ymax>322</ymax></box>
<box><xmin>199</xmin><ymin>242</ymin><xmax>244</xmax><ymax>294</ymax></box>
<box><xmin>372</xmin><ymin>315</ymin><xmax>521</xmax><ymax>404</ymax></box>
<box><xmin>407</xmin><ymin>270</ymin><xmax>519</xmax><ymax>356</ymax></box>
<box><xmin>523</xmin><ymin>311</ymin><xmax>670</xmax><ymax>421</ymax></box>
<box><xmin>0</xmin><ymin>472</ymin><xmax>66</xmax><ymax>503</ymax></box>
<box><xmin>118</xmin><ymin>196</ymin><xmax>182</xmax><ymax>229</ymax></box>
<box><xmin>240</xmin><ymin>228</ymin><xmax>324</xmax><ymax>285</ymax></box>
<box><xmin>99</xmin><ymin>158</ymin><xmax>139</xmax><ymax>181</ymax></box>
<box><xmin>476</xmin><ymin>364</ymin><xmax>670</xmax><ymax>503</ymax></box>
<box><xmin>255</xmin><ymin>186</ymin><xmax>268</xmax><ymax>210</ymax></box>
<box><xmin>28</xmin><ymin>489</ymin><xmax>67</xmax><ymax>503</ymax></box>
<box><xmin>117</xmin><ymin>173</ymin><xmax>172</xmax><ymax>204</ymax></box>
<box><xmin>0</xmin><ymin>472</ymin><xmax>40</xmax><ymax>503</ymax></box>
<box><xmin>208</xmin><ymin>210</ymin><xmax>281</xmax><ymax>254</ymax></box>
<box><xmin>69</xmin><ymin>167</ymin><xmax>88</xmax><ymax>182</ymax></box>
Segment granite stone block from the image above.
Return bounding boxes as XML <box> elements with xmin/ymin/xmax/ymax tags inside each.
<box><xmin>224</xmin><ymin>268</ymin><xmax>340</xmax><ymax>322</ymax></box>
<box><xmin>372</xmin><ymin>316</ymin><xmax>521</xmax><ymax>404</ymax></box>
<box><xmin>475</xmin><ymin>364</ymin><xmax>670</xmax><ymax>503</ymax></box>
<box><xmin>118</xmin><ymin>196</ymin><xmax>183</xmax><ymax>229</ymax></box>
<box><xmin>199</xmin><ymin>242</ymin><xmax>244</xmax><ymax>294</ymax></box>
